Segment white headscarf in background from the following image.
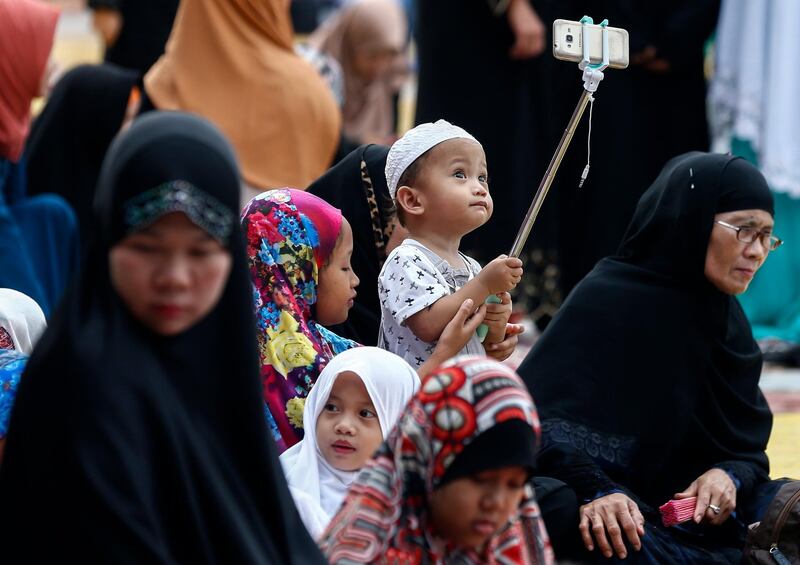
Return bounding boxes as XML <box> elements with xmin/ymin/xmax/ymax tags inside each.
<box><xmin>280</xmin><ymin>347</ymin><xmax>419</xmax><ymax>539</ymax></box>
<box><xmin>0</xmin><ymin>289</ymin><xmax>46</xmax><ymax>354</ymax></box>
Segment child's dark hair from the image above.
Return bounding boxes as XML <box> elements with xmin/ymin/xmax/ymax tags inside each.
<box><xmin>321</xmin><ymin>219</ymin><xmax>346</xmax><ymax>269</ymax></box>
<box><xmin>394</xmin><ymin>152</ymin><xmax>429</xmax><ymax>227</ymax></box>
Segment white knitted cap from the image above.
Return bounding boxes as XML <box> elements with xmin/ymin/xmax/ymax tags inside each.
<box><xmin>385</xmin><ymin>119</ymin><xmax>480</xmax><ymax>199</ymax></box>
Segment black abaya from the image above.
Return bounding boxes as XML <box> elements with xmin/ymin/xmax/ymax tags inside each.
<box><xmin>518</xmin><ymin>153</ymin><xmax>776</xmax><ymax>560</ymax></box>
<box><xmin>0</xmin><ymin>112</ymin><xmax>325</xmax><ymax>563</ymax></box>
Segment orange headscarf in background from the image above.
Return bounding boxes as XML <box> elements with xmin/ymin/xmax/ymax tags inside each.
<box><xmin>145</xmin><ymin>0</ymin><xmax>342</xmax><ymax>190</ymax></box>
<box><xmin>0</xmin><ymin>0</ymin><xmax>60</xmax><ymax>162</ymax></box>
<box><xmin>309</xmin><ymin>0</ymin><xmax>408</xmax><ymax>143</ymax></box>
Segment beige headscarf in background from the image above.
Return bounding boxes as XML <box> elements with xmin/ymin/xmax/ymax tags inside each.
<box><xmin>309</xmin><ymin>0</ymin><xmax>409</xmax><ymax>143</ymax></box>
<box><xmin>145</xmin><ymin>0</ymin><xmax>341</xmax><ymax>190</ymax></box>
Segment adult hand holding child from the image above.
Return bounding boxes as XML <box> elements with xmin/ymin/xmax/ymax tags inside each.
<box><xmin>419</xmin><ymin>298</ymin><xmax>486</xmax><ymax>377</ymax></box>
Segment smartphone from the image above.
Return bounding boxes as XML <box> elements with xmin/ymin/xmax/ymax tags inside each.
<box><xmin>552</xmin><ymin>19</ymin><xmax>629</xmax><ymax>70</ymax></box>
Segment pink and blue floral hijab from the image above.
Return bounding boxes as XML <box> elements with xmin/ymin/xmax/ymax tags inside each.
<box><xmin>241</xmin><ymin>188</ymin><xmax>358</xmax><ymax>452</ymax></box>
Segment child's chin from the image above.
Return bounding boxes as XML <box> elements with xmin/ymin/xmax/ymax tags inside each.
<box><xmin>332</xmin><ymin>462</ymin><xmax>360</xmax><ymax>472</ymax></box>
<box><xmin>329</xmin><ymin>455</ymin><xmax>362</xmax><ymax>472</ymax></box>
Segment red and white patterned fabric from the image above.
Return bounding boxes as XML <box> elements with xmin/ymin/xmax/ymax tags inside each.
<box><xmin>319</xmin><ymin>356</ymin><xmax>554</xmax><ymax>564</ymax></box>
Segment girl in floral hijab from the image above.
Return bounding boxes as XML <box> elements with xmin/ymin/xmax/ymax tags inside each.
<box><xmin>242</xmin><ymin>188</ymin><xmax>359</xmax><ymax>452</ymax></box>
<box><xmin>319</xmin><ymin>356</ymin><xmax>554</xmax><ymax>564</ymax></box>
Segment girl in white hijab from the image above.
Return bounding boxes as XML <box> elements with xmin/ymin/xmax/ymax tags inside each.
<box><xmin>280</xmin><ymin>346</ymin><xmax>419</xmax><ymax>539</ymax></box>
<box><xmin>0</xmin><ymin>288</ymin><xmax>46</xmax><ymax>354</ymax></box>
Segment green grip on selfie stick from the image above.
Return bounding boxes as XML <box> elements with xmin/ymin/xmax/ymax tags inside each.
<box><xmin>476</xmin><ymin>294</ymin><xmax>502</xmax><ymax>343</ymax></box>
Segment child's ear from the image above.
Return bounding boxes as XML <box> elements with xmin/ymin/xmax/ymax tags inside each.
<box><xmin>396</xmin><ymin>186</ymin><xmax>424</xmax><ymax>218</ymax></box>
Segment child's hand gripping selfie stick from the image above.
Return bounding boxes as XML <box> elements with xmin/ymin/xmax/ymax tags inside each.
<box><xmin>477</xmin><ymin>16</ymin><xmax>623</xmax><ymax>342</ymax></box>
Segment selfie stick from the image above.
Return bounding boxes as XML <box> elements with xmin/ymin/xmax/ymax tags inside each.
<box><xmin>508</xmin><ymin>15</ymin><xmax>609</xmax><ymax>258</ymax></box>
<box><xmin>477</xmin><ymin>16</ymin><xmax>611</xmax><ymax>341</ymax></box>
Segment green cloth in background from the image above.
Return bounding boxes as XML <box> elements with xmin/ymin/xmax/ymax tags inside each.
<box><xmin>733</xmin><ymin>138</ymin><xmax>800</xmax><ymax>343</ymax></box>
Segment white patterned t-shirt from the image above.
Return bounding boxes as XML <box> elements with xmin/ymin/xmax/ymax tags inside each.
<box><xmin>377</xmin><ymin>239</ymin><xmax>485</xmax><ymax>368</ymax></box>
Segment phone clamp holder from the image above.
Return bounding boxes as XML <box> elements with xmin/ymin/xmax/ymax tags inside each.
<box><xmin>507</xmin><ymin>14</ymin><xmax>615</xmax><ymax>258</ymax></box>
<box><xmin>578</xmin><ymin>16</ymin><xmax>609</xmax><ymax>92</ymax></box>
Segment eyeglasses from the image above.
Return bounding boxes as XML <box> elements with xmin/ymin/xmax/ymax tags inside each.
<box><xmin>714</xmin><ymin>220</ymin><xmax>783</xmax><ymax>251</ymax></box>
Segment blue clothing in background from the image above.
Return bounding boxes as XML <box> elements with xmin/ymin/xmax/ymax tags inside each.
<box><xmin>0</xmin><ymin>349</ymin><xmax>26</xmax><ymax>438</ymax></box>
<box><xmin>0</xmin><ymin>158</ymin><xmax>79</xmax><ymax>316</ymax></box>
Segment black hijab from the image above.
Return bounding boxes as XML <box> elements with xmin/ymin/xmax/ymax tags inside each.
<box><xmin>519</xmin><ymin>153</ymin><xmax>773</xmax><ymax>505</ymax></box>
<box><xmin>307</xmin><ymin>143</ymin><xmax>393</xmax><ymax>344</ymax></box>
<box><xmin>0</xmin><ymin>112</ymin><xmax>325</xmax><ymax>563</ymax></box>
<box><xmin>25</xmin><ymin>64</ymin><xmax>138</xmax><ymax>238</ymax></box>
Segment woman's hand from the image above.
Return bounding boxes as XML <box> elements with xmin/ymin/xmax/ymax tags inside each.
<box><xmin>674</xmin><ymin>468</ymin><xmax>737</xmax><ymax>526</ymax></box>
<box><xmin>506</xmin><ymin>0</ymin><xmax>546</xmax><ymax>60</ymax></box>
<box><xmin>579</xmin><ymin>493</ymin><xmax>645</xmax><ymax>560</ymax></box>
<box><xmin>418</xmin><ymin>299</ymin><xmax>486</xmax><ymax>377</ymax></box>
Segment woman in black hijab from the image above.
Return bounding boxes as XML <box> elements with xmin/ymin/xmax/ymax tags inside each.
<box><xmin>25</xmin><ymin>65</ymin><xmax>138</xmax><ymax>239</ymax></box>
<box><xmin>306</xmin><ymin>143</ymin><xmax>406</xmax><ymax>344</ymax></box>
<box><xmin>519</xmin><ymin>152</ymin><xmax>788</xmax><ymax>563</ymax></box>
<box><xmin>0</xmin><ymin>112</ymin><xmax>325</xmax><ymax>563</ymax></box>
<box><xmin>25</xmin><ymin>63</ymin><xmax>139</xmax><ymax>240</ymax></box>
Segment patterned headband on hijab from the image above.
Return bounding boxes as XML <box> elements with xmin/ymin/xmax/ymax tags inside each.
<box><xmin>320</xmin><ymin>356</ymin><xmax>554</xmax><ymax>564</ymax></box>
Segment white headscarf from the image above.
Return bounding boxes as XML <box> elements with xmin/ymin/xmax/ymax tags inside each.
<box><xmin>385</xmin><ymin>119</ymin><xmax>480</xmax><ymax>199</ymax></box>
<box><xmin>280</xmin><ymin>347</ymin><xmax>419</xmax><ymax>539</ymax></box>
<box><xmin>0</xmin><ymin>289</ymin><xmax>46</xmax><ymax>354</ymax></box>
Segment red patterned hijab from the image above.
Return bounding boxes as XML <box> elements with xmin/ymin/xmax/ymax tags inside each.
<box><xmin>319</xmin><ymin>356</ymin><xmax>554</xmax><ymax>564</ymax></box>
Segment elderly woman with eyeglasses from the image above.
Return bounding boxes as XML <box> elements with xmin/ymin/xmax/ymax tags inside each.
<box><xmin>518</xmin><ymin>153</ymin><xmax>792</xmax><ymax>563</ymax></box>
